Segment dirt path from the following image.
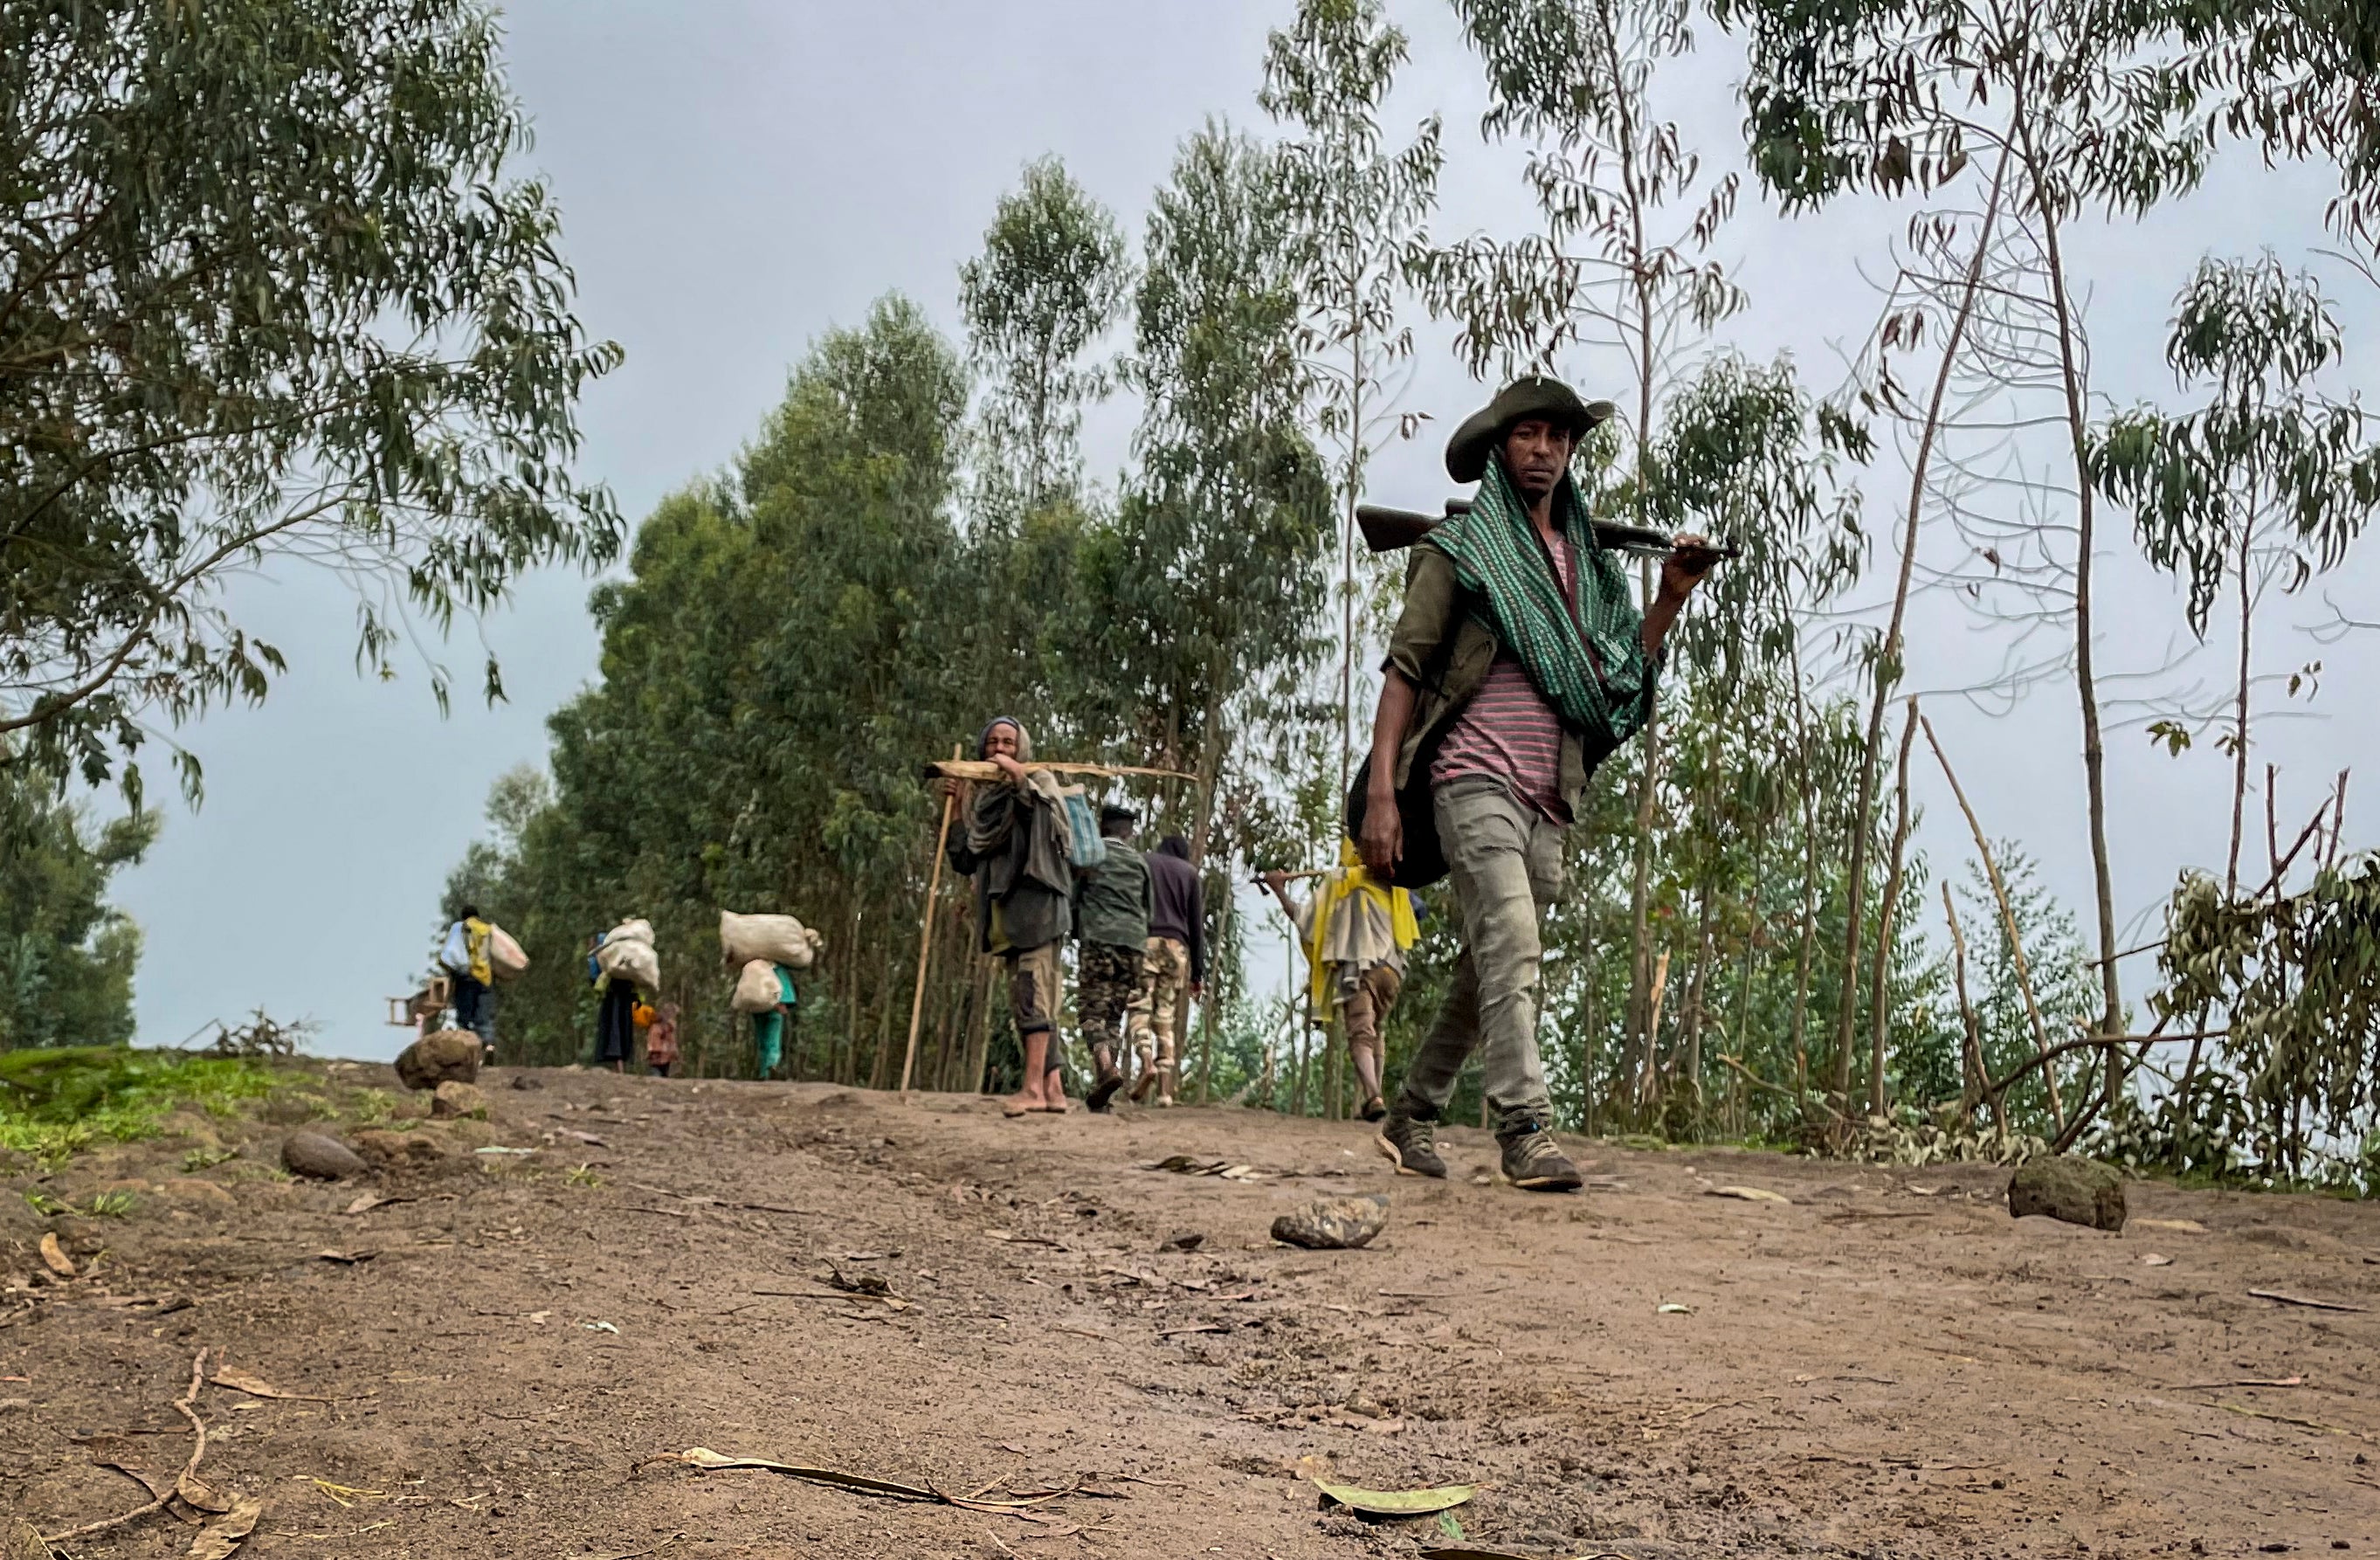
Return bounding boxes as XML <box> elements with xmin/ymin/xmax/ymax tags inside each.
<box><xmin>6</xmin><ymin>1064</ymin><xmax>2377</xmax><ymax>1557</ymax></box>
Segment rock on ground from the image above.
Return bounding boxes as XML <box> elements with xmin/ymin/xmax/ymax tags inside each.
<box><xmin>2008</xmin><ymin>1156</ymin><xmax>2126</xmax><ymax>1232</ymax></box>
<box><xmin>281</xmin><ymin>1132</ymin><xmax>370</xmax><ymax>1182</ymax></box>
<box><xmin>394</xmin><ymin>1031</ymin><xmax>480</xmax><ymax>1093</ymax></box>
<box><xmin>351</xmin><ymin>1131</ymin><xmax>448</xmax><ymax>1171</ymax></box>
<box><xmin>431</xmin><ymin>1081</ymin><xmax>490</xmax><ymax>1122</ymax></box>
<box><xmin>1271</xmin><ymin>1193</ymin><xmax>1389</xmax><ymax>1251</ymax></box>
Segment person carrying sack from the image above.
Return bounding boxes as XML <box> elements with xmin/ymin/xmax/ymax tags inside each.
<box><xmin>1359</xmin><ymin>375</ymin><xmax>1720</xmax><ymax>1191</ymax></box>
<box><xmin>1264</xmin><ymin>840</ymin><xmax>1419</xmax><ymax>1123</ymax></box>
<box><xmin>943</xmin><ymin>716</ymin><xmax>1077</xmax><ymax>1116</ymax></box>
<box><xmin>442</xmin><ymin>907</ymin><xmax>498</xmax><ymax>1058</ymax></box>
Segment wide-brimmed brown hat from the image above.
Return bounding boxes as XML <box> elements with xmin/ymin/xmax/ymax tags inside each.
<box><xmin>1445</xmin><ymin>375</ymin><xmax>1617</xmax><ymax>483</ymax></box>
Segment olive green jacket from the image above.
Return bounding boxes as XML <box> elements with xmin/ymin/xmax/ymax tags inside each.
<box><xmin>1380</xmin><ymin>544</ymin><xmax>1659</xmax><ymax>819</ymax></box>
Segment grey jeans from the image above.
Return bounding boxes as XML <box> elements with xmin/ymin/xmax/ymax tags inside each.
<box><xmin>1397</xmin><ymin>777</ymin><xmax>1564</xmax><ymax>1133</ymax></box>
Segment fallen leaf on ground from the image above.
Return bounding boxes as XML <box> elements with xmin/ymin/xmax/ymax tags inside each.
<box><xmin>824</xmin><ymin>1267</ymin><xmax>891</xmax><ymax>1297</ymax></box>
<box><xmin>2142</xmin><ymin>1253</ymin><xmax>2173</xmax><ymax>1267</ymax></box>
<box><xmin>527</xmin><ymin>1310</ymin><xmax>551</xmax><ymax>1324</ymax></box>
<box><xmin>671</xmin><ymin>1447</ymin><xmax>938</xmax><ymax>1501</ymax></box>
<box><xmin>177</xmin><ymin>1471</ymin><xmax>235</xmax><ymax>1513</ymax></box>
<box><xmin>583</xmin><ymin>1321</ymin><xmax>621</xmax><ymax>1334</ymax></box>
<box><xmin>1656</xmin><ymin>1302</ymin><xmax>1696</xmax><ymax>1315</ymax></box>
<box><xmin>562</xmin><ymin>1129</ymin><xmax>608</xmax><ymax>1146</ymax></box>
<box><xmin>1218</xmin><ymin>1165</ymin><xmax>1266</xmax><ymax>1181</ymax></box>
<box><xmin>37</xmin><ymin>1234</ymin><xmax>74</xmax><ymax>1280</ymax></box>
<box><xmin>1311</xmin><ymin>1478</ymin><xmax>1474</xmax><ymax>1517</ymax></box>
<box><xmin>1143</xmin><ymin>1156</ymin><xmax>1226</xmax><ymax>1174</ymax></box>
<box><xmin>96</xmin><ymin>1458</ymin><xmax>167</xmax><ymax>1500</ymax></box>
<box><xmin>210</xmin><ymin>1369</ymin><xmax>331</xmax><ymax>1402</ymax></box>
<box><xmin>2133</xmin><ymin>1218</ymin><xmax>2206</xmax><ymax>1233</ymax></box>
<box><xmin>314</xmin><ymin>1250</ymin><xmax>376</xmax><ymax>1266</ymax></box>
<box><xmin>186</xmin><ymin>1496</ymin><xmax>262</xmax><ymax>1559</ymax></box>
<box><xmin>1707</xmin><ymin>1186</ymin><xmax>1790</xmax><ymax>1204</ymax></box>
<box><xmin>473</xmin><ymin>1146</ymin><xmax>535</xmax><ymax>1156</ymax></box>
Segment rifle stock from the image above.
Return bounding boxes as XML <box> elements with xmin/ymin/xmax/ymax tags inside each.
<box><xmin>1355</xmin><ymin>499</ymin><xmax>1735</xmax><ymax>560</ymax></box>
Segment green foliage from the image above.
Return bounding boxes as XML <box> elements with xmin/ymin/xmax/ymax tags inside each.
<box><xmin>1418</xmin><ymin>0</ymin><xmax>1742</xmax><ymax>381</ymax></box>
<box><xmin>2094</xmin><ymin>256</ymin><xmax>2379</xmax><ymax>638</ymax></box>
<box><xmin>959</xmin><ymin>155</ymin><xmax>1132</xmax><ymax>520</ymax></box>
<box><xmin>0</xmin><ymin>0</ymin><xmax>621</xmax><ymax>804</ymax></box>
<box><xmin>0</xmin><ymin>1046</ymin><xmax>278</xmax><ymax>1167</ymax></box>
<box><xmin>0</xmin><ymin>755</ymin><xmax>155</xmax><ymax>1050</ymax></box>
<box><xmin>2156</xmin><ymin>857</ymin><xmax>2380</xmax><ymax>1174</ymax></box>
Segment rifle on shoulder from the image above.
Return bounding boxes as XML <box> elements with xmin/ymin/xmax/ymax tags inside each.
<box><xmin>1355</xmin><ymin>498</ymin><xmax>1739</xmax><ymax>560</ymax></box>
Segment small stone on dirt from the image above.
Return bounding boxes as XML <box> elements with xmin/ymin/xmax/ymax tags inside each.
<box><xmin>507</xmin><ymin>1073</ymin><xmax>542</xmax><ymax>1090</ymax></box>
<box><xmin>282</xmin><ymin>1132</ymin><xmax>370</xmax><ymax>1182</ymax></box>
<box><xmin>431</xmin><ymin>1081</ymin><xmax>491</xmax><ymax>1122</ymax></box>
<box><xmin>1160</xmin><ymin>1231</ymin><xmax>1204</xmax><ymax>1253</ymax></box>
<box><xmin>351</xmin><ymin>1130</ymin><xmax>447</xmax><ymax>1170</ymax></box>
<box><xmin>156</xmin><ymin>1178</ymin><xmax>238</xmax><ymax>1212</ymax></box>
<box><xmin>394</xmin><ymin>1030</ymin><xmax>481</xmax><ymax>1093</ymax></box>
<box><xmin>1270</xmin><ymin>1193</ymin><xmax>1388</xmax><ymax>1251</ymax></box>
<box><xmin>2008</xmin><ymin>1156</ymin><xmax>2126</xmax><ymax>1232</ymax></box>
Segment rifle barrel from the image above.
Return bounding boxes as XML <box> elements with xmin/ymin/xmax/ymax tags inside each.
<box><xmin>1355</xmin><ymin>500</ymin><xmax>1736</xmax><ymax>560</ymax></box>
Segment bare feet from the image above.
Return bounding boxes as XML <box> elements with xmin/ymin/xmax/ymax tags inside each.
<box><xmin>1001</xmin><ymin>1080</ymin><xmax>1045</xmax><ymax>1118</ymax></box>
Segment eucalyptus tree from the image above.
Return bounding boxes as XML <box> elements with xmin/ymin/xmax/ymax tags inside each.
<box><xmin>1259</xmin><ymin>0</ymin><xmax>1443</xmax><ymax>801</ymax></box>
<box><xmin>1114</xmin><ymin>123</ymin><xmax>1335</xmax><ymax>1077</ymax></box>
<box><xmin>1712</xmin><ymin>0</ymin><xmax>2225</xmax><ymax>1107</ymax></box>
<box><xmin>958</xmin><ymin>155</ymin><xmax>1133</xmax><ymax>522</ymax></box>
<box><xmin>2094</xmin><ymin>257</ymin><xmax>2380</xmax><ymax>892</ymax></box>
<box><xmin>1416</xmin><ymin>0</ymin><xmax>1749</xmax><ymax>1075</ymax></box>
<box><xmin>0</xmin><ymin>750</ymin><xmax>154</xmax><ymax>1050</ymax></box>
<box><xmin>1627</xmin><ymin>353</ymin><xmax>1868</xmax><ymax>1122</ymax></box>
<box><xmin>0</xmin><ymin>0</ymin><xmax>621</xmax><ymax>806</ymax></box>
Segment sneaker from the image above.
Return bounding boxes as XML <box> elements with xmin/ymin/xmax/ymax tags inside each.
<box><xmin>1374</xmin><ymin>1107</ymin><xmax>1446</xmax><ymax>1179</ymax></box>
<box><xmin>1496</xmin><ymin>1122</ymin><xmax>1583</xmax><ymax>1191</ymax></box>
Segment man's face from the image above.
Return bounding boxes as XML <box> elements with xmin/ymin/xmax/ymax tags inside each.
<box><xmin>1503</xmin><ymin>417</ymin><xmax>1576</xmax><ymax>501</ymax></box>
<box><xmin>983</xmin><ymin>722</ymin><xmax>1020</xmax><ymax>761</ymax></box>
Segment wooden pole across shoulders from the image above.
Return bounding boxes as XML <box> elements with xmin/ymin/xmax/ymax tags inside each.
<box><xmin>900</xmin><ymin>743</ymin><xmax>964</xmax><ymax>1093</ymax></box>
<box><xmin>922</xmin><ymin>758</ymin><xmax>1196</xmax><ymax>785</ymax></box>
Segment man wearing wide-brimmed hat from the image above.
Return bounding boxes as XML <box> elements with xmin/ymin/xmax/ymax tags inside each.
<box><xmin>1359</xmin><ymin>375</ymin><xmax>1720</xmax><ymax>1191</ymax></box>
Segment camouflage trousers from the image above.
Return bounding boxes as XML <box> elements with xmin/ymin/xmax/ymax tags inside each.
<box><xmin>1076</xmin><ymin>941</ymin><xmax>1140</xmax><ymax>1056</ymax></box>
<box><xmin>1128</xmin><ymin>935</ymin><xmax>1191</xmax><ymax>1067</ymax></box>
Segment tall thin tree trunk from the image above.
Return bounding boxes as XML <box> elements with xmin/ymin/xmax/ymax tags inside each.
<box><xmin>1785</xmin><ymin>643</ymin><xmax>1824</xmax><ymax>1095</ymax></box>
<box><xmin>2020</xmin><ymin>128</ymin><xmax>2124</xmax><ymax>1108</ymax></box>
<box><xmin>1828</xmin><ymin>140</ymin><xmax>2013</xmax><ymax>1109</ymax></box>
<box><xmin>1867</xmin><ymin>699</ymin><xmax>1920</xmax><ymax>1117</ymax></box>
<box><xmin>2227</xmin><ymin>521</ymin><xmax>2255</xmax><ymax>894</ymax></box>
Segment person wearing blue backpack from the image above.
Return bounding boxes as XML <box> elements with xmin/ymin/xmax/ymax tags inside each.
<box><xmin>943</xmin><ymin>716</ymin><xmax>1076</xmax><ymax>1117</ymax></box>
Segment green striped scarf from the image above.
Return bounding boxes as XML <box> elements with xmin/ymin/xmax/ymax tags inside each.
<box><xmin>1424</xmin><ymin>454</ymin><xmax>1659</xmax><ymax>750</ymax></box>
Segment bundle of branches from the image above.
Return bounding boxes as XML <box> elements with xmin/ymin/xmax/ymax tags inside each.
<box><xmin>2155</xmin><ymin>852</ymin><xmax>2380</xmax><ymax>1179</ymax></box>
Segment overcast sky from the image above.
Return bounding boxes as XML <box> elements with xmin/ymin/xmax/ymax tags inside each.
<box><xmin>107</xmin><ymin>1</ymin><xmax>2380</xmax><ymax>1061</ymax></box>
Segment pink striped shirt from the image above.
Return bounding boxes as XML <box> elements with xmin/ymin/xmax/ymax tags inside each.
<box><xmin>1431</xmin><ymin>532</ymin><xmax>1576</xmax><ymax>824</ymax></box>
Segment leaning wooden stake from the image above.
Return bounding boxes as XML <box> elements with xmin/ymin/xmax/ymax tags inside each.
<box><xmin>1919</xmin><ymin>714</ymin><xmax>2064</xmax><ymax>1133</ymax></box>
<box><xmin>900</xmin><ymin>744</ymin><xmax>963</xmax><ymax>1094</ymax></box>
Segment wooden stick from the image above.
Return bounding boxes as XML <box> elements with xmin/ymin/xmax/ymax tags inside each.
<box><xmin>901</xmin><ymin>744</ymin><xmax>962</xmax><ymax>1093</ymax></box>
<box><xmin>1920</xmin><ymin>714</ymin><xmax>2065</xmax><ymax>1133</ymax></box>
<box><xmin>2249</xmin><ymin>1288</ymin><xmax>2368</xmax><ymax>1314</ymax></box>
<box><xmin>923</xmin><ymin>759</ymin><xmax>1195</xmax><ymax>784</ymax></box>
<box><xmin>42</xmin><ymin>1349</ymin><xmax>210</xmax><ymax>1543</ymax></box>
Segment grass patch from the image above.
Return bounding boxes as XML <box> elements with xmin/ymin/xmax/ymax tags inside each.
<box><xmin>0</xmin><ymin>1046</ymin><xmax>281</xmax><ymax>1169</ymax></box>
